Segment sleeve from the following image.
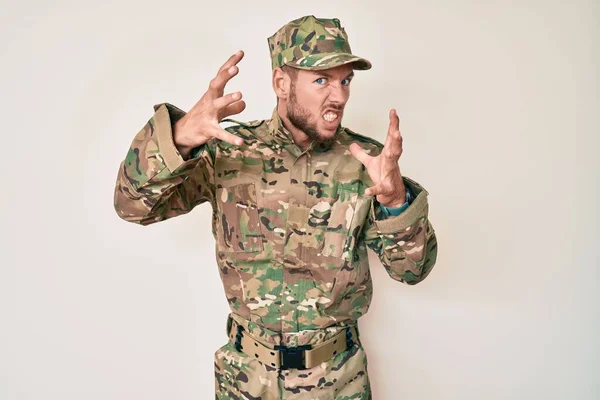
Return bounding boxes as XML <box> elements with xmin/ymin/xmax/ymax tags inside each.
<box><xmin>113</xmin><ymin>103</ymin><xmax>216</xmax><ymax>225</ymax></box>
<box><xmin>363</xmin><ymin>176</ymin><xmax>438</xmax><ymax>285</ymax></box>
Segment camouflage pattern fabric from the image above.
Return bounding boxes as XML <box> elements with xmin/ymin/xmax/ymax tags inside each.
<box><xmin>267</xmin><ymin>15</ymin><xmax>371</xmax><ymax>71</ymax></box>
<box><xmin>113</xmin><ymin>103</ymin><xmax>438</xmax><ymax>398</ymax></box>
<box><xmin>214</xmin><ymin>313</ymin><xmax>371</xmax><ymax>399</ymax></box>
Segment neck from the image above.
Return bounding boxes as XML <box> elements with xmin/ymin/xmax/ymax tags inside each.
<box><xmin>276</xmin><ymin>102</ymin><xmax>312</xmax><ymax>150</ymax></box>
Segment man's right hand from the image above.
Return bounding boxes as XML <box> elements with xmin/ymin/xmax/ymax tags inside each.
<box><xmin>173</xmin><ymin>50</ymin><xmax>247</xmax><ymax>160</ymax></box>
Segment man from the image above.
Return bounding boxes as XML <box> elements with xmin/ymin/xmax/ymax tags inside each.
<box><xmin>114</xmin><ymin>15</ymin><xmax>437</xmax><ymax>399</ymax></box>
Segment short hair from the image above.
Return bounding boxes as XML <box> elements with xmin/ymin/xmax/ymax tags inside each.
<box><xmin>276</xmin><ymin>65</ymin><xmax>299</xmax><ymax>105</ymax></box>
<box><xmin>281</xmin><ymin>64</ymin><xmax>299</xmax><ymax>83</ymax></box>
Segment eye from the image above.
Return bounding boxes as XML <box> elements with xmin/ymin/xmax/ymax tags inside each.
<box><xmin>341</xmin><ymin>78</ymin><xmax>352</xmax><ymax>86</ymax></box>
<box><xmin>315</xmin><ymin>77</ymin><xmax>327</xmax><ymax>85</ymax></box>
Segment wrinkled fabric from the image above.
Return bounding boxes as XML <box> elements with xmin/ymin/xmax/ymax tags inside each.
<box><xmin>215</xmin><ymin>313</ymin><xmax>371</xmax><ymax>399</ymax></box>
<box><xmin>113</xmin><ymin>103</ymin><xmax>438</xmax><ymax>398</ymax></box>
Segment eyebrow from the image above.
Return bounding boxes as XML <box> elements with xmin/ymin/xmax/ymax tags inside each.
<box><xmin>314</xmin><ymin>71</ymin><xmax>355</xmax><ymax>80</ymax></box>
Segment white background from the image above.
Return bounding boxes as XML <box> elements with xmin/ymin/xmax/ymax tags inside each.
<box><xmin>1</xmin><ymin>0</ymin><xmax>598</xmax><ymax>399</ymax></box>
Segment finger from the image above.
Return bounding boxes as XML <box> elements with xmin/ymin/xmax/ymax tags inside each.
<box><xmin>211</xmin><ymin>126</ymin><xmax>244</xmax><ymax>146</ymax></box>
<box><xmin>383</xmin><ymin>108</ymin><xmax>400</xmax><ymax>148</ymax></box>
<box><xmin>217</xmin><ymin>50</ymin><xmax>244</xmax><ymax>75</ymax></box>
<box><xmin>364</xmin><ymin>185</ymin><xmax>381</xmax><ymax>197</ymax></box>
<box><xmin>219</xmin><ymin>100</ymin><xmax>247</xmax><ymax>120</ymax></box>
<box><xmin>213</xmin><ymin>91</ymin><xmax>243</xmax><ymax>110</ymax></box>
<box><xmin>388</xmin><ymin>108</ymin><xmax>400</xmax><ymax>134</ymax></box>
<box><xmin>382</xmin><ymin>110</ymin><xmax>393</xmax><ymax>149</ymax></box>
<box><xmin>207</xmin><ymin>65</ymin><xmax>239</xmax><ymax>99</ymax></box>
<box><xmin>208</xmin><ymin>51</ymin><xmax>244</xmax><ymax>98</ymax></box>
<box><xmin>349</xmin><ymin>143</ymin><xmax>372</xmax><ymax>167</ymax></box>
<box><xmin>383</xmin><ymin>109</ymin><xmax>403</xmax><ymax>158</ymax></box>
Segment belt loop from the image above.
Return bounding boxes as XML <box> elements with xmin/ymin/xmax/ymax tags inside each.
<box><xmin>345</xmin><ymin>327</ymin><xmax>354</xmax><ymax>349</ymax></box>
<box><xmin>226</xmin><ymin>314</ymin><xmax>233</xmax><ymax>337</ymax></box>
<box><xmin>234</xmin><ymin>323</ymin><xmax>245</xmax><ymax>352</ymax></box>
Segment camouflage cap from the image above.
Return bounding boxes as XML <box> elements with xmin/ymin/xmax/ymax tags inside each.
<box><xmin>267</xmin><ymin>15</ymin><xmax>372</xmax><ymax>71</ymax></box>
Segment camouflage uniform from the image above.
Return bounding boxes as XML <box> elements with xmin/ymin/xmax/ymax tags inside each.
<box><xmin>114</xmin><ymin>15</ymin><xmax>437</xmax><ymax>400</ymax></box>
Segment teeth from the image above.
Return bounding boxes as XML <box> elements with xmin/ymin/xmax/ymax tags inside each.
<box><xmin>323</xmin><ymin>112</ymin><xmax>337</xmax><ymax>122</ymax></box>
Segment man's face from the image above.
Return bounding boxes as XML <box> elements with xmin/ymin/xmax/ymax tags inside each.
<box><xmin>285</xmin><ymin>64</ymin><xmax>354</xmax><ymax>145</ymax></box>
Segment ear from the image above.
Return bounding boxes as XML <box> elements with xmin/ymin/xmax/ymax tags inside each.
<box><xmin>272</xmin><ymin>67</ymin><xmax>290</xmax><ymax>101</ymax></box>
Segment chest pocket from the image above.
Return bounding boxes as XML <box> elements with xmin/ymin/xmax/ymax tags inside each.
<box><xmin>321</xmin><ymin>171</ymin><xmax>371</xmax><ymax>261</ymax></box>
<box><xmin>215</xmin><ymin>183</ymin><xmax>264</xmax><ymax>253</ymax></box>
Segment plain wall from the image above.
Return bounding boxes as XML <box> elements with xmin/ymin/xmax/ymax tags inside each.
<box><xmin>2</xmin><ymin>0</ymin><xmax>598</xmax><ymax>398</ymax></box>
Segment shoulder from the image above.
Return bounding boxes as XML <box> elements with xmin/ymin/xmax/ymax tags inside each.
<box><xmin>341</xmin><ymin>127</ymin><xmax>383</xmax><ymax>155</ymax></box>
<box><xmin>215</xmin><ymin>117</ymin><xmax>268</xmax><ymax>150</ymax></box>
<box><xmin>222</xmin><ymin>117</ymin><xmax>265</xmax><ymax>133</ymax></box>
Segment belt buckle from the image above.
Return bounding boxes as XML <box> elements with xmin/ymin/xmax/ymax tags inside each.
<box><xmin>274</xmin><ymin>344</ymin><xmax>312</xmax><ymax>370</ymax></box>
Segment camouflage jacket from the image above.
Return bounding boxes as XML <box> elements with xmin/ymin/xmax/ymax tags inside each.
<box><xmin>114</xmin><ymin>103</ymin><xmax>438</xmax><ymax>332</ymax></box>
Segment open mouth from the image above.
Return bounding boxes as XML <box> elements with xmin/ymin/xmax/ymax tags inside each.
<box><xmin>322</xmin><ymin>111</ymin><xmax>339</xmax><ymax>122</ymax></box>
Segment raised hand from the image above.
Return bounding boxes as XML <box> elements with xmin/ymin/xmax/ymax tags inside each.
<box><xmin>349</xmin><ymin>109</ymin><xmax>407</xmax><ymax>207</ymax></box>
<box><xmin>173</xmin><ymin>50</ymin><xmax>247</xmax><ymax>159</ymax></box>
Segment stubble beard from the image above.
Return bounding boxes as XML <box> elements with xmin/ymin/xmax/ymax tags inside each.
<box><xmin>286</xmin><ymin>84</ymin><xmax>341</xmax><ymax>147</ymax></box>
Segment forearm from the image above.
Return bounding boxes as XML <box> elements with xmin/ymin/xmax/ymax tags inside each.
<box><xmin>113</xmin><ymin>103</ymin><xmax>215</xmax><ymax>224</ymax></box>
<box><xmin>364</xmin><ymin>176</ymin><xmax>438</xmax><ymax>284</ymax></box>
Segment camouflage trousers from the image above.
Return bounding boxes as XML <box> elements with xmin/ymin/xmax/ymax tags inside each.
<box><xmin>214</xmin><ymin>313</ymin><xmax>372</xmax><ymax>399</ymax></box>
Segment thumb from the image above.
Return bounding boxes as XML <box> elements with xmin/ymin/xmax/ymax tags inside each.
<box><xmin>349</xmin><ymin>143</ymin><xmax>372</xmax><ymax>167</ymax></box>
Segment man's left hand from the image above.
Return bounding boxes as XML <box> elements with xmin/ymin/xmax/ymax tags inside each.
<box><xmin>349</xmin><ymin>109</ymin><xmax>406</xmax><ymax>207</ymax></box>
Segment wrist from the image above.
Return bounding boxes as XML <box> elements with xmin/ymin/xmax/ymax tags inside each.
<box><xmin>380</xmin><ymin>198</ymin><xmax>406</xmax><ymax>208</ymax></box>
<box><xmin>379</xmin><ymin>199</ymin><xmax>409</xmax><ymax>218</ymax></box>
<box><xmin>378</xmin><ymin>188</ymin><xmax>407</xmax><ymax>208</ymax></box>
<box><xmin>173</xmin><ymin>120</ymin><xmax>194</xmax><ymax>160</ymax></box>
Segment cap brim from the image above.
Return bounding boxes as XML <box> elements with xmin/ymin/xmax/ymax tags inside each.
<box><xmin>286</xmin><ymin>53</ymin><xmax>372</xmax><ymax>71</ymax></box>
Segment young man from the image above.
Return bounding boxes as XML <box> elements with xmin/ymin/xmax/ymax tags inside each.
<box><xmin>114</xmin><ymin>15</ymin><xmax>437</xmax><ymax>399</ymax></box>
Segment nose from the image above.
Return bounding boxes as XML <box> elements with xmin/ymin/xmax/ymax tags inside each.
<box><xmin>328</xmin><ymin>83</ymin><xmax>349</xmax><ymax>105</ymax></box>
